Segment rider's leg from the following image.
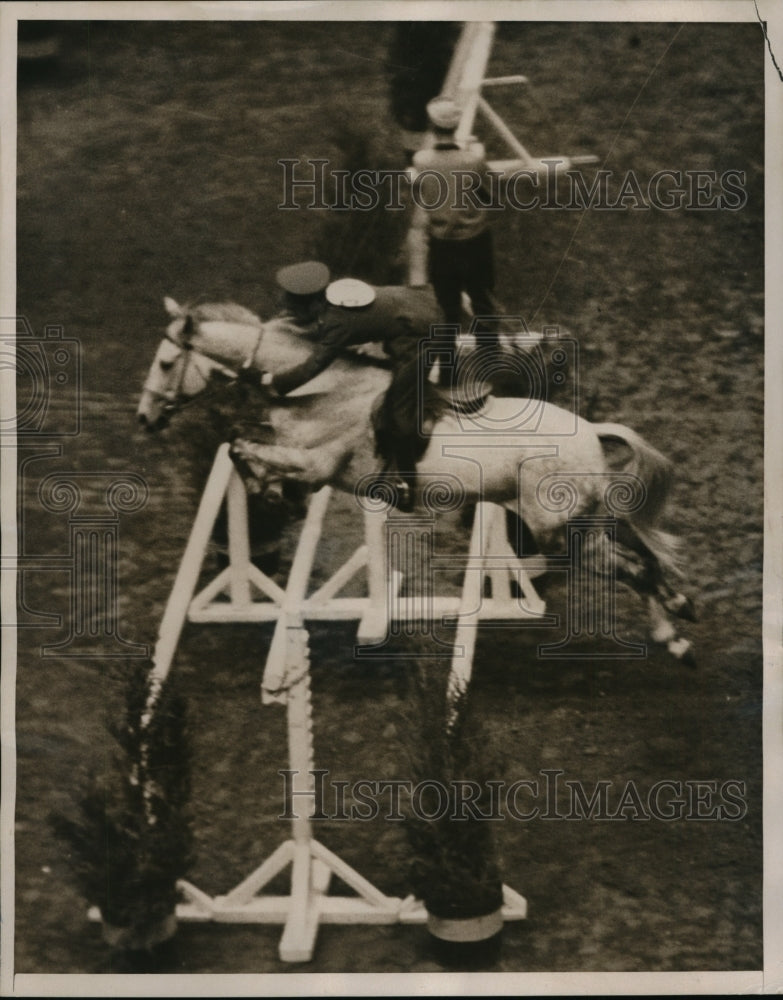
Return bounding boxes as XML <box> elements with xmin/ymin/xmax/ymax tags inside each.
<box><xmin>370</xmin><ymin>366</ymin><xmax>442</xmax><ymax>512</ymax></box>
<box><xmin>369</xmin><ymin>389</ymin><xmax>414</xmax><ymax>510</ymax></box>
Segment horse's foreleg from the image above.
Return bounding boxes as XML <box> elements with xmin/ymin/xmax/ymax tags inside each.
<box><xmin>662</xmin><ymin>590</ymin><xmax>697</xmax><ymax>622</ymax></box>
<box><xmin>230</xmin><ymin>438</ymin><xmax>343</xmax><ymax>492</ymax></box>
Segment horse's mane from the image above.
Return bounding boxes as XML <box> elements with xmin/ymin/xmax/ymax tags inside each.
<box><xmin>186</xmin><ymin>301</ymin><xmax>263</xmax><ymax>327</ymax></box>
<box><xmin>262</xmin><ymin>314</ymin><xmax>315</xmax><ymax>339</ymax></box>
<box><xmin>184</xmin><ymin>301</ymin><xmax>316</xmax><ymax>344</ymax></box>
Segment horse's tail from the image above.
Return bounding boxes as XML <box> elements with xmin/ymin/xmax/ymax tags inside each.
<box><xmin>593</xmin><ymin>422</ymin><xmax>682</xmax><ymax>577</ymax></box>
<box><xmin>593</xmin><ymin>422</ymin><xmax>672</xmax><ymax>524</ymax></box>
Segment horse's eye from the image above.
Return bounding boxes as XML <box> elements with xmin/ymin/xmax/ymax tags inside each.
<box><xmin>159</xmin><ymin>360</ymin><xmax>175</xmax><ymax>372</ymax></box>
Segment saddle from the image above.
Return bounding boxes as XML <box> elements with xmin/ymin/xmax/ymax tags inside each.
<box><xmin>443</xmin><ymin>391</ymin><xmax>490</xmax><ymax>416</ymax></box>
<box><xmin>435</xmin><ymin>384</ymin><xmax>490</xmax><ymax>416</ymax></box>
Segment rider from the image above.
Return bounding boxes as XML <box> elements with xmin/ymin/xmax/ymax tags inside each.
<box><xmin>274</xmin><ymin>259</ymin><xmax>331</xmax><ymax>328</ymax></box>
<box><xmin>260</xmin><ymin>262</ymin><xmax>447</xmax><ymax>511</ymax></box>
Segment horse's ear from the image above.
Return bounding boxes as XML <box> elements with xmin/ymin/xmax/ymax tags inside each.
<box><xmin>164</xmin><ymin>296</ymin><xmax>182</xmax><ymax>317</ymax></box>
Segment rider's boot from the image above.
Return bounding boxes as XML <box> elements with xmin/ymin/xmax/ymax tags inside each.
<box><xmin>367</xmin><ymin>460</ymin><xmax>412</xmax><ymax>512</ymax></box>
<box><xmin>387</xmin><ymin>468</ymin><xmax>414</xmax><ymax>512</ymax></box>
<box><xmin>398</xmin><ymin>474</ymin><xmax>415</xmax><ymax>513</ymax></box>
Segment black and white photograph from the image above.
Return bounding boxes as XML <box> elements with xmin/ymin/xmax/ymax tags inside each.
<box><xmin>2</xmin><ymin>1</ymin><xmax>781</xmax><ymax>994</ymax></box>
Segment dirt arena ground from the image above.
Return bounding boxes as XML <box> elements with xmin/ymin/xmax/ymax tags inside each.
<box><xmin>13</xmin><ymin>18</ymin><xmax>764</xmax><ymax>977</ymax></box>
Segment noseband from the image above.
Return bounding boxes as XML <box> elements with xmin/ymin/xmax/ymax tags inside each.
<box><xmin>143</xmin><ymin>327</ymin><xmax>263</xmax><ymax>417</ymax></box>
<box><xmin>143</xmin><ymin>331</ymin><xmax>243</xmax><ymax>416</ymax></box>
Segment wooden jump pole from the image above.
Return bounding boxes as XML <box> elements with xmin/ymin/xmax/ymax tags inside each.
<box><xmin>261</xmin><ymin>485</ymin><xmax>333</xmax><ymax>704</ymax></box>
<box><xmin>148</xmin><ymin>445</ymin><xmax>541</xmax><ymax>958</ymax></box>
<box><xmin>440</xmin><ymin>22</ymin><xmax>496</xmax><ymax>143</ymax></box>
<box><xmin>149</xmin><ymin>443</ymin><xmax>236</xmax><ymax>691</ymax></box>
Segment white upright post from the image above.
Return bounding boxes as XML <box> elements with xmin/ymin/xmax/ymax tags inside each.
<box><xmin>356</xmin><ymin>507</ymin><xmax>393</xmax><ymax>644</ymax></box>
<box><xmin>446</xmin><ymin>501</ymin><xmax>491</xmax><ymax>706</ymax></box>
<box><xmin>226</xmin><ymin>469</ymin><xmax>252</xmax><ymax>606</ymax></box>
<box><xmin>176</xmin><ymin>615</ymin><xmax>404</xmax><ymax>962</ymax></box>
<box><xmin>150</xmin><ymin>444</ymin><xmax>234</xmax><ymax>689</ymax></box>
<box><xmin>277</xmin><ymin>625</ymin><xmax>322</xmax><ymax>962</ymax></box>
<box><xmin>261</xmin><ymin>487</ymin><xmax>333</xmax><ymax>705</ymax></box>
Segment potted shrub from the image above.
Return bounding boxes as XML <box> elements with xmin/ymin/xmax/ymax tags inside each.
<box><xmin>401</xmin><ymin>662</ymin><xmax>505</xmax><ymax>968</ymax></box>
<box><xmin>52</xmin><ymin>662</ymin><xmax>193</xmax><ymax>970</ymax></box>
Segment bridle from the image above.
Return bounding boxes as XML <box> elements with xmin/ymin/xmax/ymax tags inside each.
<box><xmin>142</xmin><ymin>327</ymin><xmax>257</xmax><ymax>417</ymax></box>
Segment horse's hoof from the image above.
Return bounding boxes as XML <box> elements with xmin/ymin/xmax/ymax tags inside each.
<box><xmin>676</xmin><ymin>594</ymin><xmax>697</xmax><ymax>622</ymax></box>
<box><xmin>668</xmin><ymin>593</ymin><xmax>697</xmax><ymax>622</ymax></box>
<box><xmin>393</xmin><ymin>480</ymin><xmax>414</xmax><ymax>513</ymax></box>
<box><xmin>668</xmin><ymin>637</ymin><xmax>696</xmax><ymax>667</ymax></box>
<box><xmin>263</xmin><ymin>484</ymin><xmax>285</xmax><ymax>506</ymax></box>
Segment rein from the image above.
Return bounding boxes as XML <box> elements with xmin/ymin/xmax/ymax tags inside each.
<box><xmin>149</xmin><ymin>314</ymin><xmax>391</xmax><ymax>422</ymax></box>
<box><xmin>169</xmin><ymin>368</ymin><xmax>244</xmax><ymax>414</ymax></box>
<box><xmin>149</xmin><ymin>324</ymin><xmax>268</xmax><ymax>416</ymax></box>
<box><xmin>242</xmin><ymin>324</ymin><xmax>265</xmax><ymax>372</ymax></box>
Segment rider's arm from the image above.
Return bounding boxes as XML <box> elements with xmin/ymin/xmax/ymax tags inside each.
<box><xmin>269</xmin><ymin>314</ymin><xmax>351</xmax><ymax>395</ymax></box>
<box><xmin>270</xmin><ymin>343</ymin><xmax>336</xmax><ymax>395</ymax></box>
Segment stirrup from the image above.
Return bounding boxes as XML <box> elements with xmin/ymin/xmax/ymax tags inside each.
<box><xmin>386</xmin><ymin>473</ymin><xmax>414</xmax><ymax>512</ymax></box>
<box><xmin>395</xmin><ymin>479</ymin><xmax>414</xmax><ymax>513</ymax></box>
<box><xmin>366</xmin><ymin>466</ymin><xmax>409</xmax><ymax>511</ymax></box>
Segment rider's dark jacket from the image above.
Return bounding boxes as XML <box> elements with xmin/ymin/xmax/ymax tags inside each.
<box><xmin>271</xmin><ymin>285</ymin><xmax>442</xmax><ymax>395</ymax></box>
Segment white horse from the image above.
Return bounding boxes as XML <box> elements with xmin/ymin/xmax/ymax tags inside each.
<box><xmin>137</xmin><ymin>298</ymin><xmax>695</xmax><ymax>662</ymax></box>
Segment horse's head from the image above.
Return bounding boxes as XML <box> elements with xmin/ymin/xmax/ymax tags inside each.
<box><xmin>136</xmin><ymin>297</ymin><xmax>238</xmax><ymax>431</ymax></box>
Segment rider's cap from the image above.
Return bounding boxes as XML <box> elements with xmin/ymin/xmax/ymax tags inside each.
<box><xmin>426</xmin><ymin>96</ymin><xmax>462</xmax><ymax>131</ymax></box>
<box><xmin>325</xmin><ymin>278</ymin><xmax>376</xmax><ymax>308</ymax></box>
<box><xmin>276</xmin><ymin>261</ymin><xmax>330</xmax><ymax>297</ymax></box>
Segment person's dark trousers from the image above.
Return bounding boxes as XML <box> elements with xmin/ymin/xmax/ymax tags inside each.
<box><xmin>428</xmin><ymin>228</ymin><xmax>497</xmax><ymax>334</ymax></box>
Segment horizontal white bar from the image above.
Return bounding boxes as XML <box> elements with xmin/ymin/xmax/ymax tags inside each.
<box><xmin>482</xmin><ymin>74</ymin><xmax>529</xmax><ymax>86</ymax></box>
<box><xmin>177</xmin><ymin>897</ymin><xmax>402</xmax><ymax>924</ymax></box>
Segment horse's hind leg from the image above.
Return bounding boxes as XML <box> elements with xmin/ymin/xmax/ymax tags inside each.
<box><xmin>662</xmin><ymin>590</ymin><xmax>697</xmax><ymax>622</ymax></box>
<box><xmin>647</xmin><ymin>595</ymin><xmax>696</xmax><ymax>665</ymax></box>
<box><xmin>611</xmin><ymin>523</ymin><xmax>696</xmax><ymax>666</ymax></box>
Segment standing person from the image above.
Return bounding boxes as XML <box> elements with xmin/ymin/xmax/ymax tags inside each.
<box><xmin>408</xmin><ymin>96</ymin><xmax>498</xmax><ymax>366</ymax></box>
<box><xmin>262</xmin><ymin>264</ymin><xmax>445</xmax><ymax>510</ymax></box>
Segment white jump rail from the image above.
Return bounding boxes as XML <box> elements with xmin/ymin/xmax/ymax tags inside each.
<box><xmin>406</xmin><ymin>21</ymin><xmax>597</xmax><ymax>288</ymax></box>
<box><xmin>135</xmin><ymin>443</ymin><xmax>537</xmax><ymax>959</ymax></box>
<box><xmin>174</xmin><ymin>622</ymin><xmax>404</xmax><ymax>963</ymax></box>
<box><xmin>150</xmin><ymin>444</ymin><xmax>546</xmax><ymax>706</ymax></box>
<box><xmin>440</xmin><ymin>21</ymin><xmax>599</xmax><ymax>175</ymax></box>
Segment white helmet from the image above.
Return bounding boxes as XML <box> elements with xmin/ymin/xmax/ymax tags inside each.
<box><xmin>325</xmin><ymin>278</ymin><xmax>376</xmax><ymax>308</ymax></box>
